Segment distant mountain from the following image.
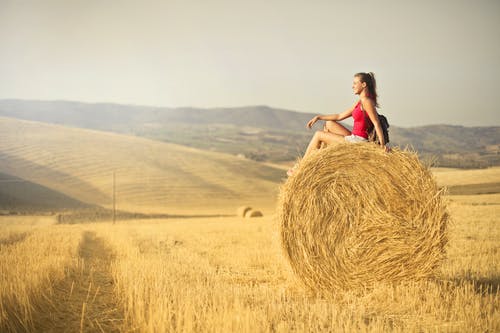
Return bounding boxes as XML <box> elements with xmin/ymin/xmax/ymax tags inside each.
<box><xmin>0</xmin><ymin>99</ymin><xmax>311</xmax><ymax>131</ymax></box>
<box><xmin>390</xmin><ymin>125</ymin><xmax>500</xmax><ymax>168</ymax></box>
<box><xmin>1</xmin><ymin>99</ymin><xmax>499</xmax><ymax>167</ymax></box>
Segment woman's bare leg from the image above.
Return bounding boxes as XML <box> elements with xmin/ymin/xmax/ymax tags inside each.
<box><xmin>324</xmin><ymin>120</ymin><xmax>351</xmax><ymax>136</ymax></box>
<box><xmin>304</xmin><ymin>130</ymin><xmax>345</xmax><ymax>158</ymax></box>
<box><xmin>319</xmin><ymin>120</ymin><xmax>351</xmax><ymax>148</ymax></box>
<box><xmin>288</xmin><ymin>121</ymin><xmax>351</xmax><ymax>176</ymax></box>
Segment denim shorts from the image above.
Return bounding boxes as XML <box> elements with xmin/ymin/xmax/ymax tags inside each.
<box><xmin>344</xmin><ymin>134</ymin><xmax>368</xmax><ymax>143</ymax></box>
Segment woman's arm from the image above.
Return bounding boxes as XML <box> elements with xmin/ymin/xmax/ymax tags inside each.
<box><xmin>306</xmin><ymin>101</ymin><xmax>358</xmax><ymax>128</ymax></box>
<box><xmin>361</xmin><ymin>99</ymin><xmax>386</xmax><ymax>146</ymax></box>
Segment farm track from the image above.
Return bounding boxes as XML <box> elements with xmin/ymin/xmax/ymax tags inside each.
<box><xmin>31</xmin><ymin>231</ymin><xmax>123</xmax><ymax>332</ymax></box>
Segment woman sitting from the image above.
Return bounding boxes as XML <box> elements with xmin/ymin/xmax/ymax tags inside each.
<box><xmin>287</xmin><ymin>72</ymin><xmax>386</xmax><ymax>176</ymax></box>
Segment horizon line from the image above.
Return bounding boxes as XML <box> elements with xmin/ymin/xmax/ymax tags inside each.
<box><xmin>0</xmin><ymin>98</ymin><xmax>498</xmax><ymax>129</ymax></box>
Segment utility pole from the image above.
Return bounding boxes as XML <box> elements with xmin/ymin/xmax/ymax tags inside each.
<box><xmin>113</xmin><ymin>171</ymin><xmax>116</xmax><ymax>224</ymax></box>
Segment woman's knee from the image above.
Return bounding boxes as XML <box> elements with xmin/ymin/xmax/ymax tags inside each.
<box><xmin>325</xmin><ymin>121</ymin><xmax>350</xmax><ymax>136</ymax></box>
<box><xmin>324</xmin><ymin>120</ymin><xmax>337</xmax><ymax>132</ymax></box>
<box><xmin>315</xmin><ymin>131</ymin><xmax>332</xmax><ymax>143</ymax></box>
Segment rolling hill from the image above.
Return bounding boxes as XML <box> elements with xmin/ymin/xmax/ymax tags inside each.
<box><xmin>0</xmin><ymin>117</ymin><xmax>284</xmax><ymax>215</ymax></box>
<box><xmin>0</xmin><ymin>172</ymin><xmax>94</xmax><ymax>212</ymax></box>
<box><xmin>0</xmin><ymin>99</ymin><xmax>498</xmax><ymax>167</ymax></box>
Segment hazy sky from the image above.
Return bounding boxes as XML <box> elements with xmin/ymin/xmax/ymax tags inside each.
<box><xmin>1</xmin><ymin>0</ymin><xmax>499</xmax><ymax>126</ymax></box>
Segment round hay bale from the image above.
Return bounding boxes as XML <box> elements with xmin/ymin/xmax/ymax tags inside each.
<box><xmin>237</xmin><ymin>206</ymin><xmax>252</xmax><ymax>217</ymax></box>
<box><xmin>245</xmin><ymin>210</ymin><xmax>263</xmax><ymax>218</ymax></box>
<box><xmin>277</xmin><ymin>144</ymin><xmax>449</xmax><ymax>291</ymax></box>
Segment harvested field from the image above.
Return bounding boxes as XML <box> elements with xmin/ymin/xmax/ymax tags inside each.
<box><xmin>0</xmin><ymin>189</ymin><xmax>498</xmax><ymax>332</ymax></box>
<box><xmin>0</xmin><ymin>119</ymin><xmax>498</xmax><ymax>331</ymax></box>
<box><xmin>446</xmin><ymin>182</ymin><xmax>500</xmax><ymax>195</ymax></box>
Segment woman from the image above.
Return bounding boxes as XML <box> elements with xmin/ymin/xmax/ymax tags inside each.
<box><xmin>287</xmin><ymin>72</ymin><xmax>386</xmax><ymax>176</ymax></box>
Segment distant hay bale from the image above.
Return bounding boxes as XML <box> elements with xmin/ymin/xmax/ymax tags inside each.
<box><xmin>237</xmin><ymin>206</ymin><xmax>253</xmax><ymax>217</ymax></box>
<box><xmin>277</xmin><ymin>144</ymin><xmax>449</xmax><ymax>291</ymax></box>
<box><xmin>245</xmin><ymin>210</ymin><xmax>263</xmax><ymax>218</ymax></box>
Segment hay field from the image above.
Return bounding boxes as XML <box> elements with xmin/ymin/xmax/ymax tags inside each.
<box><xmin>0</xmin><ymin>192</ymin><xmax>498</xmax><ymax>331</ymax></box>
<box><xmin>432</xmin><ymin>167</ymin><xmax>500</xmax><ymax>187</ymax></box>
<box><xmin>0</xmin><ymin>116</ymin><xmax>282</xmax><ymax>215</ymax></box>
<box><xmin>0</xmin><ymin>117</ymin><xmax>499</xmax><ymax>331</ymax></box>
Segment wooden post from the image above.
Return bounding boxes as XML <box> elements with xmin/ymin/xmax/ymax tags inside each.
<box><xmin>113</xmin><ymin>172</ymin><xmax>116</xmax><ymax>224</ymax></box>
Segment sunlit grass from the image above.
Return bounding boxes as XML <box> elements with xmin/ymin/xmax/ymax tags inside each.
<box><xmin>0</xmin><ymin>223</ymin><xmax>82</xmax><ymax>332</ymax></box>
<box><xmin>0</xmin><ymin>170</ymin><xmax>498</xmax><ymax>331</ymax></box>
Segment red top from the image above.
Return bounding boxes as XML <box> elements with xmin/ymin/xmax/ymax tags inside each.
<box><xmin>351</xmin><ymin>101</ymin><xmax>371</xmax><ymax>139</ymax></box>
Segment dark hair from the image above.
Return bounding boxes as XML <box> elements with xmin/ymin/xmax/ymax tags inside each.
<box><xmin>355</xmin><ymin>72</ymin><xmax>379</xmax><ymax>107</ymax></box>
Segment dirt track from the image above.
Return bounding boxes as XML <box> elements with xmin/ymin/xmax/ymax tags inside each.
<box><xmin>31</xmin><ymin>231</ymin><xmax>123</xmax><ymax>332</ymax></box>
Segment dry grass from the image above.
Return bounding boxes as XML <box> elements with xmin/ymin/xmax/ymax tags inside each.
<box><xmin>432</xmin><ymin>166</ymin><xmax>500</xmax><ymax>187</ymax></box>
<box><xmin>278</xmin><ymin>144</ymin><xmax>449</xmax><ymax>291</ymax></box>
<box><xmin>0</xmin><ymin>199</ymin><xmax>498</xmax><ymax>332</ymax></box>
<box><xmin>0</xmin><ymin>223</ymin><xmax>82</xmax><ymax>332</ymax></box>
<box><xmin>448</xmin><ymin>193</ymin><xmax>500</xmax><ymax>206</ymax></box>
<box><xmin>446</xmin><ymin>182</ymin><xmax>500</xmax><ymax>195</ymax></box>
<box><xmin>90</xmin><ymin>202</ymin><xmax>497</xmax><ymax>332</ymax></box>
<box><xmin>0</xmin><ymin>166</ymin><xmax>498</xmax><ymax>331</ymax></box>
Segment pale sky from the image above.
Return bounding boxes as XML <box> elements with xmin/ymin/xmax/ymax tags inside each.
<box><xmin>1</xmin><ymin>0</ymin><xmax>499</xmax><ymax>126</ymax></box>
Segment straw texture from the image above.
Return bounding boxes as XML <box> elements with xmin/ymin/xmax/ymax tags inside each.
<box><xmin>277</xmin><ymin>143</ymin><xmax>449</xmax><ymax>291</ymax></box>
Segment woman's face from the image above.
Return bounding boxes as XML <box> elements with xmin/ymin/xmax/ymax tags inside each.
<box><xmin>352</xmin><ymin>76</ymin><xmax>366</xmax><ymax>95</ymax></box>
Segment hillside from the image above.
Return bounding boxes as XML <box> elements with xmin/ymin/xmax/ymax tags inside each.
<box><xmin>0</xmin><ymin>117</ymin><xmax>283</xmax><ymax>215</ymax></box>
<box><xmin>0</xmin><ymin>172</ymin><xmax>94</xmax><ymax>213</ymax></box>
<box><xmin>0</xmin><ymin>99</ymin><xmax>499</xmax><ymax>167</ymax></box>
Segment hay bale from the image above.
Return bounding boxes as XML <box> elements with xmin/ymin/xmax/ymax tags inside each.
<box><xmin>245</xmin><ymin>210</ymin><xmax>263</xmax><ymax>218</ymax></box>
<box><xmin>277</xmin><ymin>144</ymin><xmax>449</xmax><ymax>291</ymax></box>
<box><xmin>237</xmin><ymin>206</ymin><xmax>252</xmax><ymax>217</ymax></box>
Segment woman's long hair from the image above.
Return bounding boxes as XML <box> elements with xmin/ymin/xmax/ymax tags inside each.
<box><xmin>355</xmin><ymin>72</ymin><xmax>379</xmax><ymax>108</ymax></box>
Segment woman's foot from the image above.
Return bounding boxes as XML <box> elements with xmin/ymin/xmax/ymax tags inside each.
<box><xmin>287</xmin><ymin>163</ymin><xmax>299</xmax><ymax>177</ymax></box>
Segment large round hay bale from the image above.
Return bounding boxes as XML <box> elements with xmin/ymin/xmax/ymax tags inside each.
<box><xmin>277</xmin><ymin>144</ymin><xmax>449</xmax><ymax>291</ymax></box>
<box><xmin>245</xmin><ymin>210</ymin><xmax>263</xmax><ymax>218</ymax></box>
<box><xmin>237</xmin><ymin>206</ymin><xmax>252</xmax><ymax>217</ymax></box>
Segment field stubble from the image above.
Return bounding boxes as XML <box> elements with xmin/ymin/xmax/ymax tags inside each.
<box><xmin>0</xmin><ymin>196</ymin><xmax>499</xmax><ymax>332</ymax></box>
<box><xmin>0</xmin><ymin>219</ymin><xmax>82</xmax><ymax>332</ymax></box>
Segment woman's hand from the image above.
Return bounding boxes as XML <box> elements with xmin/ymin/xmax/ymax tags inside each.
<box><xmin>307</xmin><ymin>116</ymin><xmax>320</xmax><ymax>129</ymax></box>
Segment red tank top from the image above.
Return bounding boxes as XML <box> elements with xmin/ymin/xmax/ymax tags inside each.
<box><xmin>351</xmin><ymin>101</ymin><xmax>371</xmax><ymax>139</ymax></box>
